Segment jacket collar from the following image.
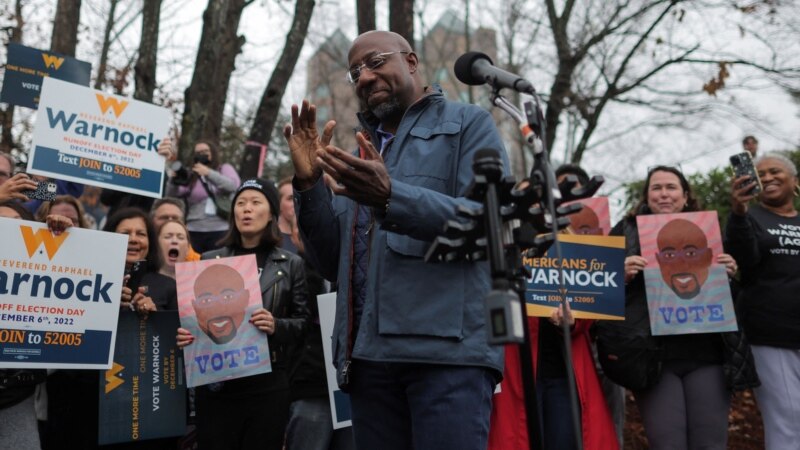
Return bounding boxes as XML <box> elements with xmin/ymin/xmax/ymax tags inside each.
<box><xmin>210</xmin><ymin>246</ymin><xmax>289</xmax><ymax>294</ymax></box>
<box><xmin>356</xmin><ymin>84</ymin><xmax>444</xmax><ymax>144</ymax></box>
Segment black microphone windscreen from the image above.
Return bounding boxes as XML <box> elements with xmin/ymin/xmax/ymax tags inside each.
<box><xmin>454</xmin><ymin>52</ymin><xmax>494</xmax><ymax>86</ymax></box>
<box><xmin>474</xmin><ymin>148</ymin><xmax>500</xmax><ymax>161</ymax></box>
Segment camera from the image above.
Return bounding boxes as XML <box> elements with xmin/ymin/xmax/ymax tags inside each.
<box><xmin>170</xmin><ymin>154</ymin><xmax>211</xmax><ymax>186</ymax></box>
<box><xmin>194</xmin><ymin>154</ymin><xmax>211</xmax><ymax>165</ymax></box>
<box><xmin>170</xmin><ymin>161</ymin><xmax>191</xmax><ymax>186</ymax></box>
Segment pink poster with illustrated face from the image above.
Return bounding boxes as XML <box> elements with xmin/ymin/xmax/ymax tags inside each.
<box><xmin>175</xmin><ymin>254</ymin><xmax>271</xmax><ymax>388</ymax></box>
<box><xmin>564</xmin><ymin>197</ymin><xmax>611</xmax><ymax>236</ymax></box>
<box><xmin>637</xmin><ymin>211</ymin><xmax>737</xmax><ymax>336</ymax></box>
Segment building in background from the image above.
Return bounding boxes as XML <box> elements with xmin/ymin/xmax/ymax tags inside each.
<box><xmin>306</xmin><ymin>10</ymin><xmax>498</xmax><ymax>152</ymax></box>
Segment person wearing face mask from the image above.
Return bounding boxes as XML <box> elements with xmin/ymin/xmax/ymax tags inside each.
<box><xmin>163</xmin><ymin>138</ymin><xmax>241</xmax><ymax>254</ymax></box>
<box><xmin>176</xmin><ymin>178</ymin><xmax>309</xmax><ymax>450</ymax></box>
<box><xmin>603</xmin><ymin>166</ymin><xmax>756</xmax><ymax>450</ymax></box>
<box><xmin>727</xmin><ymin>152</ymin><xmax>800</xmax><ymax>450</ymax></box>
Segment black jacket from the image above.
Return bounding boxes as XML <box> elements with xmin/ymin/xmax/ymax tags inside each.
<box><xmin>203</xmin><ymin>246</ymin><xmax>310</xmax><ymax>367</ymax></box>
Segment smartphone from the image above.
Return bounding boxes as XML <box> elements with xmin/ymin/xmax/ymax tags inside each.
<box><xmin>730</xmin><ymin>152</ymin><xmax>762</xmax><ymax>196</ymax></box>
<box><xmin>22</xmin><ymin>180</ymin><xmax>57</xmax><ymax>201</ymax></box>
<box><xmin>125</xmin><ymin>260</ymin><xmax>147</xmax><ymax>293</ymax></box>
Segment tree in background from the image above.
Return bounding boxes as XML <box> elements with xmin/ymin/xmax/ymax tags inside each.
<box><xmin>133</xmin><ymin>0</ymin><xmax>162</xmax><ymax>103</ymax></box>
<box><xmin>541</xmin><ymin>0</ymin><xmax>799</xmax><ymax>165</ymax></box>
<box><xmin>622</xmin><ymin>148</ymin><xmax>800</xmax><ymax>228</ymax></box>
<box><xmin>357</xmin><ymin>0</ymin><xmax>375</xmax><ymax>34</ymax></box>
<box><xmin>94</xmin><ymin>0</ymin><xmax>119</xmax><ymax>90</ymax></box>
<box><xmin>0</xmin><ymin>0</ymin><xmax>24</xmax><ymax>154</ymax></box>
<box><xmin>390</xmin><ymin>0</ymin><xmax>414</xmax><ymax>49</ymax></box>
<box><xmin>51</xmin><ymin>0</ymin><xmax>81</xmax><ymax>55</ymax></box>
<box><xmin>177</xmin><ymin>0</ymin><xmax>250</xmax><ymax>160</ymax></box>
<box><xmin>243</xmin><ymin>0</ymin><xmax>315</xmax><ymax>179</ymax></box>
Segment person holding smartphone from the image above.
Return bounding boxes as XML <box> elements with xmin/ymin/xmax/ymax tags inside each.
<box><xmin>45</xmin><ymin>208</ymin><xmax>177</xmax><ymax>449</ymax></box>
<box><xmin>0</xmin><ymin>152</ymin><xmax>38</xmax><ymax>203</ymax></box>
<box><xmin>727</xmin><ymin>152</ymin><xmax>800</xmax><ymax>450</ymax></box>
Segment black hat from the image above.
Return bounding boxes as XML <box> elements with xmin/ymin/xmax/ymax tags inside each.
<box><xmin>232</xmin><ymin>178</ymin><xmax>280</xmax><ymax>219</ymax></box>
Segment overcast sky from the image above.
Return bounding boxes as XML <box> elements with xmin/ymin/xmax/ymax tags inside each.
<box><xmin>3</xmin><ymin>0</ymin><xmax>798</xmax><ymax>219</ymax></box>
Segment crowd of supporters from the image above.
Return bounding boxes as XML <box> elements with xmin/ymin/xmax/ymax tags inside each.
<box><xmin>0</xmin><ymin>31</ymin><xmax>796</xmax><ymax>448</ymax></box>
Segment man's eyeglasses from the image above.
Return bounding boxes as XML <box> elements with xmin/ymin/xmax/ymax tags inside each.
<box><xmin>193</xmin><ymin>289</ymin><xmax>246</xmax><ymax>309</ymax></box>
<box><xmin>655</xmin><ymin>246</ymin><xmax>709</xmax><ymax>264</ymax></box>
<box><xmin>346</xmin><ymin>51</ymin><xmax>409</xmax><ymax>84</ymax></box>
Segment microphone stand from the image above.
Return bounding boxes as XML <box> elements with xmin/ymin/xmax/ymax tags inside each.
<box><xmin>427</xmin><ymin>87</ymin><xmax>603</xmax><ymax>450</ymax></box>
<box><xmin>495</xmin><ymin>90</ymin><xmax>584</xmax><ymax>450</ymax></box>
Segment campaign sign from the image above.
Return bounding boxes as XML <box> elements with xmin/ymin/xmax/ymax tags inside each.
<box><xmin>638</xmin><ymin>211</ymin><xmax>737</xmax><ymax>336</ymax></box>
<box><xmin>0</xmin><ymin>42</ymin><xmax>91</xmax><ymax>109</ymax></box>
<box><xmin>28</xmin><ymin>77</ymin><xmax>169</xmax><ymax>198</ymax></box>
<box><xmin>0</xmin><ymin>218</ymin><xmax>126</xmax><ymax>369</ymax></box>
<box><xmin>98</xmin><ymin>311</ymin><xmax>186</xmax><ymax>445</ymax></box>
<box><xmin>524</xmin><ymin>234</ymin><xmax>625</xmax><ymax>320</ymax></box>
<box><xmin>176</xmin><ymin>255</ymin><xmax>271</xmax><ymax>388</ymax></box>
<box><xmin>563</xmin><ymin>197</ymin><xmax>611</xmax><ymax>236</ymax></box>
<box><xmin>317</xmin><ymin>292</ymin><xmax>352</xmax><ymax>429</ymax></box>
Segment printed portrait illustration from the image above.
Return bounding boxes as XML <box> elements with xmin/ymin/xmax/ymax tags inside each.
<box><xmin>565</xmin><ymin>197</ymin><xmax>611</xmax><ymax>236</ymax></box>
<box><xmin>654</xmin><ymin>219</ymin><xmax>714</xmax><ymax>300</ymax></box>
<box><xmin>176</xmin><ymin>254</ymin><xmax>272</xmax><ymax>388</ymax></box>
<box><xmin>192</xmin><ymin>264</ymin><xmax>250</xmax><ymax>345</ymax></box>
<box><xmin>569</xmin><ymin>205</ymin><xmax>602</xmax><ymax>236</ymax></box>
<box><xmin>638</xmin><ymin>211</ymin><xmax>737</xmax><ymax>336</ymax></box>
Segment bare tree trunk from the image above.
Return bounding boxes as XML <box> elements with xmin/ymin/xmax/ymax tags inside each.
<box><xmin>389</xmin><ymin>0</ymin><xmax>414</xmax><ymax>49</ymax></box>
<box><xmin>0</xmin><ymin>0</ymin><xmax>24</xmax><ymax>154</ymax></box>
<box><xmin>243</xmin><ymin>0</ymin><xmax>315</xmax><ymax>179</ymax></box>
<box><xmin>51</xmin><ymin>0</ymin><xmax>81</xmax><ymax>55</ymax></box>
<box><xmin>357</xmin><ymin>0</ymin><xmax>375</xmax><ymax>34</ymax></box>
<box><xmin>177</xmin><ymin>0</ymin><xmax>248</xmax><ymax>160</ymax></box>
<box><xmin>134</xmin><ymin>0</ymin><xmax>162</xmax><ymax>102</ymax></box>
<box><xmin>94</xmin><ymin>0</ymin><xmax>119</xmax><ymax>90</ymax></box>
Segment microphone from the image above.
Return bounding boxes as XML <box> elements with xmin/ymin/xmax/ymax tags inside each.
<box><xmin>454</xmin><ymin>51</ymin><xmax>534</xmax><ymax>94</ymax></box>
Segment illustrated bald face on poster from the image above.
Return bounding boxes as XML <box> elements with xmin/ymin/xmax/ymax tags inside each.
<box><xmin>638</xmin><ymin>211</ymin><xmax>738</xmax><ymax>336</ymax></box>
<box><xmin>654</xmin><ymin>219</ymin><xmax>713</xmax><ymax>300</ymax></box>
<box><xmin>569</xmin><ymin>205</ymin><xmax>602</xmax><ymax>236</ymax></box>
<box><xmin>192</xmin><ymin>264</ymin><xmax>250</xmax><ymax>344</ymax></box>
<box><xmin>564</xmin><ymin>197</ymin><xmax>611</xmax><ymax>237</ymax></box>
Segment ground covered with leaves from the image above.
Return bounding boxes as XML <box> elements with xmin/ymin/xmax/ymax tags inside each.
<box><xmin>623</xmin><ymin>389</ymin><xmax>764</xmax><ymax>449</ymax></box>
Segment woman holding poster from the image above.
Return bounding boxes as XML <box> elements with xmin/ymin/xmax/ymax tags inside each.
<box><xmin>177</xmin><ymin>178</ymin><xmax>309</xmax><ymax>450</ymax></box>
<box><xmin>606</xmin><ymin>166</ymin><xmax>749</xmax><ymax>450</ymax></box>
<box><xmin>727</xmin><ymin>153</ymin><xmax>800</xmax><ymax>450</ymax></box>
<box><xmin>46</xmin><ymin>207</ymin><xmax>177</xmax><ymax>449</ymax></box>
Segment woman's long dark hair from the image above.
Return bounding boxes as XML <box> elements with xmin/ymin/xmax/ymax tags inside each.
<box><xmin>627</xmin><ymin>165</ymin><xmax>701</xmax><ymax>218</ymax></box>
<box><xmin>217</xmin><ymin>192</ymin><xmax>281</xmax><ymax>251</ymax></box>
<box><xmin>103</xmin><ymin>207</ymin><xmax>159</xmax><ymax>272</ymax></box>
<box><xmin>0</xmin><ymin>201</ymin><xmax>34</xmax><ymax>221</ymax></box>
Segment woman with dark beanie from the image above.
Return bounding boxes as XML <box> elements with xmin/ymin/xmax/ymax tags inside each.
<box><xmin>177</xmin><ymin>178</ymin><xmax>309</xmax><ymax>450</ymax></box>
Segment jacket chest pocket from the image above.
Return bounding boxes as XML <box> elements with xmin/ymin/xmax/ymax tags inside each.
<box><xmin>395</xmin><ymin>122</ymin><xmax>461</xmax><ymax>195</ymax></box>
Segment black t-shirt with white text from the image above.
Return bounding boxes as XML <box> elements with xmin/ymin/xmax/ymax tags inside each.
<box><xmin>726</xmin><ymin>205</ymin><xmax>800</xmax><ymax>348</ymax></box>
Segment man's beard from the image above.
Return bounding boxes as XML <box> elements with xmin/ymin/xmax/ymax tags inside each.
<box><xmin>370</xmin><ymin>97</ymin><xmax>403</xmax><ymax>121</ymax></box>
